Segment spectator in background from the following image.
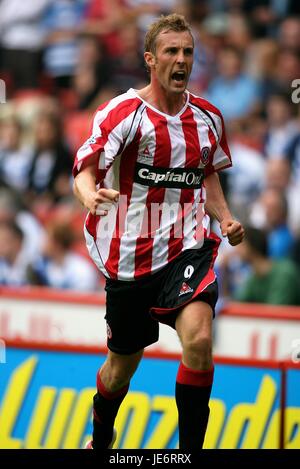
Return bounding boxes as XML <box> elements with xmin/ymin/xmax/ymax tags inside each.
<box><xmin>264</xmin><ymin>159</ymin><xmax>300</xmax><ymax>236</ymax></box>
<box><xmin>246</xmin><ymin>37</ymin><xmax>278</xmax><ymax>84</ymax></box>
<box><xmin>185</xmin><ymin>11</ymin><xmax>223</xmax><ymax>95</ymax></box>
<box><xmin>124</xmin><ymin>0</ymin><xmax>180</xmax><ymax>34</ymax></box>
<box><xmin>278</xmin><ymin>16</ymin><xmax>300</xmax><ymax>52</ymax></box>
<box><xmin>111</xmin><ymin>22</ymin><xmax>147</xmax><ymax>94</ymax></box>
<box><xmin>26</xmin><ymin>112</ymin><xmax>73</xmax><ymax>206</ymax></box>
<box><xmin>0</xmin><ymin>0</ymin><xmax>51</xmax><ymax>93</ymax></box>
<box><xmin>28</xmin><ymin>220</ymin><xmax>100</xmax><ymax>291</ymax></box>
<box><xmin>42</xmin><ymin>0</ymin><xmax>87</xmax><ymax>90</ymax></box>
<box><xmin>226</xmin><ymin>12</ymin><xmax>252</xmax><ymax>51</ymax></box>
<box><xmin>0</xmin><ymin>117</ymin><xmax>33</xmax><ymax>193</ymax></box>
<box><xmin>243</xmin><ymin>26</ymin><xmax>300</xmax><ymax>103</ymax></box>
<box><xmin>80</xmin><ymin>0</ymin><xmax>125</xmax><ymax>59</ymax></box>
<box><xmin>285</xmin><ymin>130</ymin><xmax>300</xmax><ymax>187</ymax></box>
<box><xmin>272</xmin><ymin>48</ymin><xmax>300</xmax><ymax>93</ymax></box>
<box><xmin>234</xmin><ymin>226</ymin><xmax>300</xmax><ymax>305</ymax></box>
<box><xmin>205</xmin><ymin>45</ymin><xmax>261</xmax><ymax>122</ymax></box>
<box><xmin>249</xmin><ymin>20</ymin><xmax>300</xmax><ymax>103</ymax></box>
<box><xmin>250</xmin><ymin>187</ymin><xmax>295</xmax><ymax>259</ymax></box>
<box><xmin>0</xmin><ymin>188</ymin><xmax>45</xmax><ymax>263</ymax></box>
<box><xmin>226</xmin><ymin>125</ymin><xmax>266</xmax><ymax>223</ymax></box>
<box><xmin>0</xmin><ymin>220</ymin><xmax>33</xmax><ymax>286</ymax></box>
<box><xmin>259</xmin><ymin>47</ymin><xmax>300</xmax><ymax>103</ymax></box>
<box><xmin>264</xmin><ymin>92</ymin><xmax>299</xmax><ymax>158</ymax></box>
<box><xmin>200</xmin><ymin>12</ymin><xmax>229</xmax><ymax>62</ymax></box>
<box><xmin>242</xmin><ymin>0</ymin><xmax>285</xmax><ymax>38</ymax></box>
<box><xmin>72</xmin><ymin>35</ymin><xmax>115</xmax><ymax>110</ymax></box>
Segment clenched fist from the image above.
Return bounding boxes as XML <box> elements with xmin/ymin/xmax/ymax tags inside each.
<box><xmin>220</xmin><ymin>219</ymin><xmax>244</xmax><ymax>246</ymax></box>
<box><xmin>85</xmin><ymin>188</ymin><xmax>119</xmax><ymax>216</ymax></box>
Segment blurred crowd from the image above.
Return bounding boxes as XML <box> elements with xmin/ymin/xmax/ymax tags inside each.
<box><xmin>0</xmin><ymin>0</ymin><xmax>300</xmax><ymax>304</ymax></box>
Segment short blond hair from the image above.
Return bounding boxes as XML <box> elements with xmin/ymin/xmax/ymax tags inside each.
<box><xmin>144</xmin><ymin>13</ymin><xmax>193</xmax><ymax>54</ymax></box>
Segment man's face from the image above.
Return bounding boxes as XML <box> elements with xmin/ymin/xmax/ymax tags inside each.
<box><xmin>147</xmin><ymin>30</ymin><xmax>194</xmax><ymax>94</ymax></box>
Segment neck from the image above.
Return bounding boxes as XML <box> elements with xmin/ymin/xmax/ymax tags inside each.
<box><xmin>137</xmin><ymin>83</ymin><xmax>187</xmax><ymax>116</ymax></box>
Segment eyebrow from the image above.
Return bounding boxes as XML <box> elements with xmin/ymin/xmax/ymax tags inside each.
<box><xmin>164</xmin><ymin>46</ymin><xmax>194</xmax><ymax>51</ymax></box>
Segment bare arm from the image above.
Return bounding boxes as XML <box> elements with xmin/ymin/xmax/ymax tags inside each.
<box><xmin>73</xmin><ymin>163</ymin><xmax>119</xmax><ymax>216</ymax></box>
<box><xmin>205</xmin><ymin>172</ymin><xmax>244</xmax><ymax>246</ymax></box>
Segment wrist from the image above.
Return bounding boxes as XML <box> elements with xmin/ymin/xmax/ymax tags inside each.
<box><xmin>219</xmin><ymin>215</ymin><xmax>233</xmax><ymax>225</ymax></box>
<box><xmin>83</xmin><ymin>190</ymin><xmax>96</xmax><ymax>211</ymax></box>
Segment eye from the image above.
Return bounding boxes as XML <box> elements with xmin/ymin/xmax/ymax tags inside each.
<box><xmin>185</xmin><ymin>48</ymin><xmax>193</xmax><ymax>56</ymax></box>
<box><xmin>166</xmin><ymin>47</ymin><xmax>178</xmax><ymax>54</ymax></box>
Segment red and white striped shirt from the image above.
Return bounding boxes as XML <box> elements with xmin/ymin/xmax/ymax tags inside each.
<box><xmin>73</xmin><ymin>88</ymin><xmax>232</xmax><ymax>281</ymax></box>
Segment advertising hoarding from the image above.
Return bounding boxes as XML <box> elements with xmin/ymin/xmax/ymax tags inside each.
<box><xmin>0</xmin><ymin>342</ymin><xmax>299</xmax><ymax>449</ymax></box>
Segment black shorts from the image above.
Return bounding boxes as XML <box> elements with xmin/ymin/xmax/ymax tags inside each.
<box><xmin>104</xmin><ymin>235</ymin><xmax>220</xmax><ymax>355</ymax></box>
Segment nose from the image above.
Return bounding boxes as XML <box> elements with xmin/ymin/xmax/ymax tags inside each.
<box><xmin>176</xmin><ymin>49</ymin><xmax>185</xmax><ymax>64</ymax></box>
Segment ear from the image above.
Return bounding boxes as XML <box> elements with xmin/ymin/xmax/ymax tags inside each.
<box><xmin>144</xmin><ymin>51</ymin><xmax>155</xmax><ymax>69</ymax></box>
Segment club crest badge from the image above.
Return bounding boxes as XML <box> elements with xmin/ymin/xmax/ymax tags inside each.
<box><xmin>201</xmin><ymin>146</ymin><xmax>210</xmax><ymax>165</ymax></box>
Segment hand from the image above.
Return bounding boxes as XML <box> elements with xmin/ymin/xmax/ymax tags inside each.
<box><xmin>85</xmin><ymin>188</ymin><xmax>119</xmax><ymax>216</ymax></box>
<box><xmin>220</xmin><ymin>219</ymin><xmax>244</xmax><ymax>246</ymax></box>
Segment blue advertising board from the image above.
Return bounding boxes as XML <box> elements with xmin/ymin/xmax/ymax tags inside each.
<box><xmin>0</xmin><ymin>345</ymin><xmax>299</xmax><ymax>449</ymax></box>
<box><xmin>285</xmin><ymin>367</ymin><xmax>300</xmax><ymax>449</ymax></box>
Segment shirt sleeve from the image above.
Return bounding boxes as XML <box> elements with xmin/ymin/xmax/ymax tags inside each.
<box><xmin>72</xmin><ymin>105</ymin><xmax>124</xmax><ymax>182</ymax></box>
<box><xmin>204</xmin><ymin>110</ymin><xmax>232</xmax><ymax>178</ymax></box>
<box><xmin>72</xmin><ymin>96</ymin><xmax>141</xmax><ymax>183</ymax></box>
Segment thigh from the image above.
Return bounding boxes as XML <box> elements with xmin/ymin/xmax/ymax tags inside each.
<box><xmin>105</xmin><ymin>278</ymin><xmax>159</xmax><ymax>355</ymax></box>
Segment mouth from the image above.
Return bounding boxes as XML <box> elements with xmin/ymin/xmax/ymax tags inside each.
<box><xmin>171</xmin><ymin>71</ymin><xmax>186</xmax><ymax>85</ymax></box>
